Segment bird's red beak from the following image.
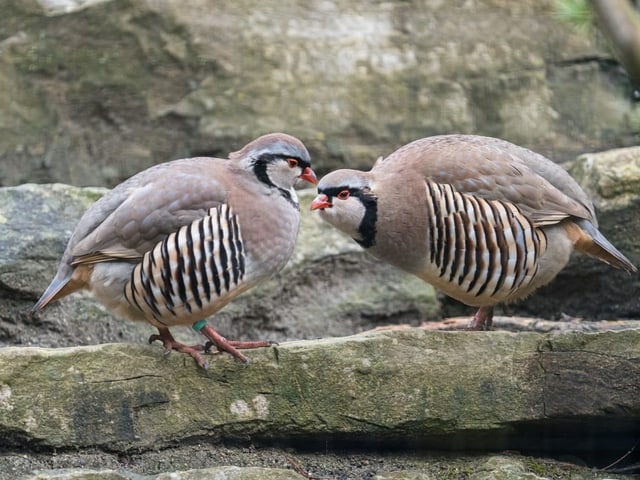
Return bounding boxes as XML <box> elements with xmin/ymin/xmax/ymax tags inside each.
<box><xmin>310</xmin><ymin>193</ymin><xmax>331</xmax><ymax>210</ymax></box>
<box><xmin>299</xmin><ymin>167</ymin><xmax>318</xmax><ymax>185</ymax></box>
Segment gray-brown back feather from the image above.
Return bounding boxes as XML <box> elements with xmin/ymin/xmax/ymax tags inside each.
<box><xmin>70</xmin><ymin>158</ymin><xmax>230</xmax><ymax>262</ymax></box>
<box><xmin>375</xmin><ymin>135</ymin><xmax>596</xmax><ymax>227</ymax></box>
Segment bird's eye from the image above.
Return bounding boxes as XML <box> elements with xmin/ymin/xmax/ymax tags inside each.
<box><xmin>287</xmin><ymin>158</ymin><xmax>299</xmax><ymax>169</ymax></box>
<box><xmin>337</xmin><ymin>190</ymin><xmax>350</xmax><ymax>200</ymax></box>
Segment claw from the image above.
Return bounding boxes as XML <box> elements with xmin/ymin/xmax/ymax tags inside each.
<box><xmin>466</xmin><ymin>306</ymin><xmax>494</xmax><ymax>331</ymax></box>
<box><xmin>150</xmin><ymin>325</ymin><xmax>272</xmax><ymax>367</ymax></box>
<box><xmin>150</xmin><ymin>327</ymin><xmax>209</xmax><ymax>368</ymax></box>
<box><xmin>198</xmin><ymin>324</ymin><xmax>272</xmax><ymax>364</ymax></box>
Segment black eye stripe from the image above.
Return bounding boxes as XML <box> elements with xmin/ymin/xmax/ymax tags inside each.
<box><xmin>256</xmin><ymin>153</ymin><xmax>310</xmax><ymax>170</ymax></box>
<box><xmin>252</xmin><ymin>152</ymin><xmax>308</xmax><ymax>210</ymax></box>
<box><xmin>320</xmin><ymin>186</ymin><xmax>362</xmax><ymax>198</ymax></box>
<box><xmin>290</xmin><ymin>156</ymin><xmax>310</xmax><ymax>169</ymax></box>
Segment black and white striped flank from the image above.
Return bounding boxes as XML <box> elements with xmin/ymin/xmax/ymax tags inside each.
<box><xmin>124</xmin><ymin>204</ymin><xmax>245</xmax><ymax>322</ymax></box>
<box><xmin>425</xmin><ymin>181</ymin><xmax>547</xmax><ymax>300</ymax></box>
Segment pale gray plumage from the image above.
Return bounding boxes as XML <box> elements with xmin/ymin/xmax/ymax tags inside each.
<box><xmin>32</xmin><ymin>133</ymin><xmax>317</xmax><ymax>367</ymax></box>
<box><xmin>311</xmin><ymin>134</ymin><xmax>636</xmax><ymax>330</ymax></box>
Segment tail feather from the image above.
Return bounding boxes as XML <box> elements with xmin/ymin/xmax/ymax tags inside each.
<box><xmin>31</xmin><ymin>277</ymin><xmax>69</xmax><ymax>316</ymax></box>
<box><xmin>570</xmin><ymin>218</ymin><xmax>637</xmax><ymax>273</ymax></box>
<box><xmin>30</xmin><ymin>264</ymin><xmax>85</xmax><ymax>316</ymax></box>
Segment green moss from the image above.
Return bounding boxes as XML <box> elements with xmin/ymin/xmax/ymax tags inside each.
<box><xmin>524</xmin><ymin>459</ymin><xmax>551</xmax><ymax>476</ymax></box>
<box><xmin>553</xmin><ymin>0</ymin><xmax>593</xmax><ymax>32</ymax></box>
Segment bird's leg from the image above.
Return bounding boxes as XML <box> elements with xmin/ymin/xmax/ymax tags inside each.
<box><xmin>467</xmin><ymin>306</ymin><xmax>494</xmax><ymax>331</ymax></box>
<box><xmin>148</xmin><ymin>327</ymin><xmax>209</xmax><ymax>369</ymax></box>
<box><xmin>193</xmin><ymin>321</ymin><xmax>273</xmax><ymax>365</ymax></box>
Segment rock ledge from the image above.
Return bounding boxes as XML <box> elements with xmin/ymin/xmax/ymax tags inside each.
<box><xmin>0</xmin><ymin>328</ymin><xmax>638</xmax><ymax>454</ymax></box>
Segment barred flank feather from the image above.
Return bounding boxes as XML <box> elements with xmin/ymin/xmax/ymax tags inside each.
<box><xmin>124</xmin><ymin>204</ymin><xmax>245</xmax><ymax>322</ymax></box>
<box><xmin>425</xmin><ymin>181</ymin><xmax>547</xmax><ymax>301</ymax></box>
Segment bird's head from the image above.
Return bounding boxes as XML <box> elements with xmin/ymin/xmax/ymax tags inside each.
<box><xmin>310</xmin><ymin>169</ymin><xmax>378</xmax><ymax>248</ymax></box>
<box><xmin>231</xmin><ymin>133</ymin><xmax>317</xmax><ymax>197</ymax></box>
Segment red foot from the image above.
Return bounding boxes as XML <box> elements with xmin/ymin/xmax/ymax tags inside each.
<box><xmin>149</xmin><ymin>327</ymin><xmax>209</xmax><ymax>369</ymax></box>
<box><xmin>466</xmin><ymin>306</ymin><xmax>494</xmax><ymax>331</ymax></box>
<box><xmin>200</xmin><ymin>324</ymin><xmax>274</xmax><ymax>365</ymax></box>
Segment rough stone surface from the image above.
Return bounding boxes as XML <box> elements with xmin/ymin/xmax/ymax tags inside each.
<box><xmin>26</xmin><ymin>467</ymin><xmax>301</xmax><ymax>479</ymax></box>
<box><xmin>0</xmin><ymin>328</ymin><xmax>638</xmax><ymax>451</ymax></box>
<box><xmin>570</xmin><ymin>146</ymin><xmax>640</xmax><ymax>204</ymax></box>
<box><xmin>28</xmin><ymin>466</ymin><xmax>303</xmax><ymax>480</ymax></box>
<box><xmin>13</xmin><ymin>453</ymin><xmax>634</xmax><ymax>480</ymax></box>
<box><xmin>1</xmin><ymin>0</ymin><xmax>639</xmax><ymax>188</ymax></box>
<box><xmin>0</xmin><ymin>329</ymin><xmax>639</xmax><ymax>478</ymax></box>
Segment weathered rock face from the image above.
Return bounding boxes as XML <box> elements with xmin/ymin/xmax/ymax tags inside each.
<box><xmin>2</xmin><ymin>329</ymin><xmax>639</xmax><ymax>451</ymax></box>
<box><xmin>0</xmin><ymin>329</ymin><xmax>639</xmax><ymax>478</ymax></box>
<box><xmin>8</xmin><ymin>453</ymin><xmax>636</xmax><ymax>480</ymax></box>
<box><xmin>1</xmin><ymin>0</ymin><xmax>638</xmax><ymax>188</ymax></box>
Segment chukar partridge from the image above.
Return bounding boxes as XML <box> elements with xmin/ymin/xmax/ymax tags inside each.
<box><xmin>311</xmin><ymin>134</ymin><xmax>636</xmax><ymax>330</ymax></box>
<box><xmin>32</xmin><ymin>133</ymin><xmax>317</xmax><ymax>367</ymax></box>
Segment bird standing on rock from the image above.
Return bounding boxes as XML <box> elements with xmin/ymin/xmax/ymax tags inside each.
<box><xmin>311</xmin><ymin>134</ymin><xmax>637</xmax><ymax>330</ymax></box>
<box><xmin>32</xmin><ymin>133</ymin><xmax>317</xmax><ymax>368</ymax></box>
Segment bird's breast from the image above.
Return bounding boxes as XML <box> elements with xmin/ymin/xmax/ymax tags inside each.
<box><xmin>241</xmin><ymin>197</ymin><xmax>300</xmax><ymax>278</ymax></box>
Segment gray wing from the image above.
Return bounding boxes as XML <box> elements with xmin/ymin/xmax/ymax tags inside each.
<box><xmin>32</xmin><ymin>157</ymin><xmax>234</xmax><ymax>315</ymax></box>
<box><xmin>376</xmin><ymin>135</ymin><xmax>596</xmax><ymax>227</ymax></box>
<box><xmin>69</xmin><ymin>157</ymin><xmax>230</xmax><ymax>264</ymax></box>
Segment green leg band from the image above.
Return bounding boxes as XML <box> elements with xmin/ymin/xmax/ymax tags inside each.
<box><xmin>192</xmin><ymin>320</ymin><xmax>207</xmax><ymax>332</ymax></box>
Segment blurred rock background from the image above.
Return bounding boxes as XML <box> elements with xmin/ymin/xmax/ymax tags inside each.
<box><xmin>1</xmin><ymin>0</ymin><xmax>638</xmax><ymax>189</ymax></box>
